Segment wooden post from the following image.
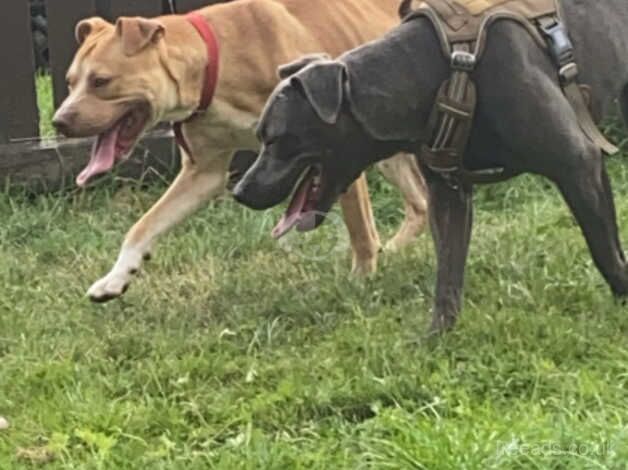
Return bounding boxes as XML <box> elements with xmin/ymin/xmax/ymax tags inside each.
<box><xmin>0</xmin><ymin>0</ymin><xmax>39</xmax><ymax>142</ymax></box>
<box><xmin>46</xmin><ymin>0</ymin><xmax>97</xmax><ymax>109</ymax></box>
<box><xmin>0</xmin><ymin>130</ymin><xmax>177</xmax><ymax>193</ymax></box>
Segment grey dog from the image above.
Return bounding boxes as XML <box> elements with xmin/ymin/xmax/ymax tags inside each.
<box><xmin>234</xmin><ymin>0</ymin><xmax>628</xmax><ymax>333</ymax></box>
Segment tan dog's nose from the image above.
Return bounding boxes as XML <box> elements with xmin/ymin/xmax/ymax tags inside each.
<box><xmin>52</xmin><ymin>111</ymin><xmax>74</xmax><ymax>137</ymax></box>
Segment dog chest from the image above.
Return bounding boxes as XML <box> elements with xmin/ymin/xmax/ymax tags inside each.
<box><xmin>203</xmin><ymin>99</ymin><xmax>260</xmax><ymax>151</ymax></box>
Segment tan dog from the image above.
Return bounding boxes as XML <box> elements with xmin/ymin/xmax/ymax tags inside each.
<box><xmin>52</xmin><ymin>0</ymin><xmax>428</xmax><ymax>302</ymax></box>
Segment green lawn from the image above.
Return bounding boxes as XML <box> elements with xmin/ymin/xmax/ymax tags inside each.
<box><xmin>0</xmin><ymin>80</ymin><xmax>627</xmax><ymax>468</ymax></box>
<box><xmin>36</xmin><ymin>74</ymin><xmax>55</xmax><ymax>139</ymax></box>
<box><xmin>1</xmin><ymin>164</ymin><xmax>628</xmax><ymax>468</ymax></box>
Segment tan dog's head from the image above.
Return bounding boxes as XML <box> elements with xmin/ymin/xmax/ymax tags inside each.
<box><xmin>53</xmin><ymin>16</ymin><xmax>179</xmax><ymax>186</ymax></box>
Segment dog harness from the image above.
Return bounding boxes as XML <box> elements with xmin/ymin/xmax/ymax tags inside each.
<box><xmin>173</xmin><ymin>12</ymin><xmax>220</xmax><ymax>162</ymax></box>
<box><xmin>399</xmin><ymin>0</ymin><xmax>618</xmax><ymax>186</ymax></box>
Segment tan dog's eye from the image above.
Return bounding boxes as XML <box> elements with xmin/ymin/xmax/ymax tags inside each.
<box><xmin>90</xmin><ymin>76</ymin><xmax>112</xmax><ymax>89</ymax></box>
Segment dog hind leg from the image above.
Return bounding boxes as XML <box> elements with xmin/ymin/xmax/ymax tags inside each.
<box><xmin>376</xmin><ymin>153</ymin><xmax>429</xmax><ymax>252</ymax></box>
<box><xmin>339</xmin><ymin>174</ymin><xmax>382</xmax><ymax>275</ymax></box>
<box><xmin>555</xmin><ymin>146</ymin><xmax>628</xmax><ymax>297</ymax></box>
<box><xmin>86</xmin><ymin>152</ymin><xmax>230</xmax><ymax>302</ymax></box>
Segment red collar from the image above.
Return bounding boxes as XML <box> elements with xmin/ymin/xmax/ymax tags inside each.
<box><xmin>174</xmin><ymin>12</ymin><xmax>220</xmax><ymax>158</ymax></box>
<box><xmin>185</xmin><ymin>12</ymin><xmax>220</xmax><ymax>113</ymax></box>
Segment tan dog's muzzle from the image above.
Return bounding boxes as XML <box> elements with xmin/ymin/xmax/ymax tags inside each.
<box><xmin>53</xmin><ymin>95</ymin><xmax>129</xmax><ymax>138</ymax></box>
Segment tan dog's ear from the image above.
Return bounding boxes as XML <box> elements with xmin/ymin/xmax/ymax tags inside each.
<box><xmin>75</xmin><ymin>17</ymin><xmax>110</xmax><ymax>45</ymax></box>
<box><xmin>115</xmin><ymin>17</ymin><xmax>165</xmax><ymax>56</ymax></box>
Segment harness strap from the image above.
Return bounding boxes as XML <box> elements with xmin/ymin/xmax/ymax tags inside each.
<box><xmin>420</xmin><ymin>42</ymin><xmax>508</xmax><ymax>187</ymax></box>
<box><xmin>537</xmin><ymin>15</ymin><xmax>618</xmax><ymax>156</ymax></box>
<box><xmin>416</xmin><ymin>5</ymin><xmax>618</xmax><ymax>189</ymax></box>
<box><xmin>565</xmin><ymin>81</ymin><xmax>617</xmax><ymax>155</ymax></box>
<box><xmin>420</xmin><ymin>43</ymin><xmax>476</xmax><ymax>172</ymax></box>
<box><xmin>173</xmin><ymin>12</ymin><xmax>221</xmax><ymax>161</ymax></box>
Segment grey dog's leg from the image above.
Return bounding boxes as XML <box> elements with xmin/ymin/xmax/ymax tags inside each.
<box><xmin>555</xmin><ymin>147</ymin><xmax>628</xmax><ymax>296</ymax></box>
<box><xmin>424</xmin><ymin>170</ymin><xmax>473</xmax><ymax>333</ymax></box>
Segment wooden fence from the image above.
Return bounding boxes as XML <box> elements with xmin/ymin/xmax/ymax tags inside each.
<box><xmin>0</xmin><ymin>0</ymin><xmax>227</xmax><ymax>192</ymax></box>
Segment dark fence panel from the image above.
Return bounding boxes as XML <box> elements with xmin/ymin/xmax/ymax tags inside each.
<box><xmin>0</xmin><ymin>0</ymin><xmax>39</xmax><ymax>143</ymax></box>
<box><xmin>1</xmin><ymin>0</ymin><xmax>232</xmax><ymax>190</ymax></box>
<box><xmin>0</xmin><ymin>92</ymin><xmax>8</xmax><ymax>145</ymax></box>
<box><xmin>176</xmin><ymin>0</ymin><xmax>231</xmax><ymax>13</ymax></box>
<box><xmin>98</xmin><ymin>0</ymin><xmax>163</xmax><ymax>22</ymax></box>
<box><xmin>46</xmin><ymin>0</ymin><xmax>97</xmax><ymax>109</ymax></box>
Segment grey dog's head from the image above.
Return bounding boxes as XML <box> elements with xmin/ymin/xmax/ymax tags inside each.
<box><xmin>233</xmin><ymin>54</ymin><xmax>404</xmax><ymax>238</ymax></box>
<box><xmin>232</xmin><ymin>15</ymin><xmax>446</xmax><ymax>238</ymax></box>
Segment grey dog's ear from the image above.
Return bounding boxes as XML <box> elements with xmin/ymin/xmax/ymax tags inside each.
<box><xmin>398</xmin><ymin>0</ymin><xmax>419</xmax><ymax>18</ymax></box>
<box><xmin>290</xmin><ymin>61</ymin><xmax>346</xmax><ymax>124</ymax></box>
<box><xmin>277</xmin><ymin>53</ymin><xmax>332</xmax><ymax>80</ymax></box>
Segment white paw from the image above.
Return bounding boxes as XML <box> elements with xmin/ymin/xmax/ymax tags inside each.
<box><xmin>87</xmin><ymin>271</ymin><xmax>132</xmax><ymax>303</ymax></box>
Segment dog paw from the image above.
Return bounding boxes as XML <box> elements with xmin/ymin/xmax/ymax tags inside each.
<box><xmin>87</xmin><ymin>273</ymin><xmax>131</xmax><ymax>303</ymax></box>
<box><xmin>428</xmin><ymin>313</ymin><xmax>457</xmax><ymax>337</ymax></box>
<box><xmin>350</xmin><ymin>255</ymin><xmax>378</xmax><ymax>277</ymax></box>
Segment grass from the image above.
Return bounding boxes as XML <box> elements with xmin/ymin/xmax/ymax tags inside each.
<box><xmin>36</xmin><ymin>74</ymin><xmax>55</xmax><ymax>139</ymax></box>
<box><xmin>0</xmin><ymin>80</ymin><xmax>627</xmax><ymax>468</ymax></box>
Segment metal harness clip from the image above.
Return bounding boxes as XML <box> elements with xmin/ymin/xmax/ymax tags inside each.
<box><xmin>451</xmin><ymin>50</ymin><xmax>477</xmax><ymax>72</ymax></box>
<box><xmin>538</xmin><ymin>18</ymin><xmax>575</xmax><ymax>68</ymax></box>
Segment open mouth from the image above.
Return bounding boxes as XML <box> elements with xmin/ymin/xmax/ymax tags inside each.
<box><xmin>76</xmin><ymin>104</ymin><xmax>150</xmax><ymax>187</ymax></box>
<box><xmin>272</xmin><ymin>165</ymin><xmax>325</xmax><ymax>239</ymax></box>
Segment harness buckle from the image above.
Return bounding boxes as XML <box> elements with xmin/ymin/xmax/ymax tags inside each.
<box><xmin>559</xmin><ymin>62</ymin><xmax>579</xmax><ymax>84</ymax></box>
<box><xmin>451</xmin><ymin>50</ymin><xmax>476</xmax><ymax>72</ymax></box>
<box><xmin>538</xmin><ymin>18</ymin><xmax>575</xmax><ymax>67</ymax></box>
<box><xmin>426</xmin><ymin>165</ymin><xmax>460</xmax><ymax>190</ymax></box>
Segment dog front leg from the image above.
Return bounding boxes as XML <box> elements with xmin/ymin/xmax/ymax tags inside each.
<box><xmin>376</xmin><ymin>153</ymin><xmax>429</xmax><ymax>252</ymax></box>
<box><xmin>425</xmin><ymin>172</ymin><xmax>473</xmax><ymax>334</ymax></box>
<box><xmin>339</xmin><ymin>174</ymin><xmax>381</xmax><ymax>275</ymax></box>
<box><xmin>87</xmin><ymin>154</ymin><xmax>229</xmax><ymax>302</ymax></box>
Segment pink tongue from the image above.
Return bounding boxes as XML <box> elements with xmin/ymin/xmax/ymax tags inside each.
<box><xmin>76</xmin><ymin>123</ymin><xmax>121</xmax><ymax>187</ymax></box>
<box><xmin>272</xmin><ymin>177</ymin><xmax>313</xmax><ymax>239</ymax></box>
